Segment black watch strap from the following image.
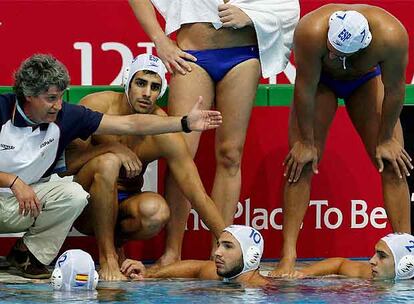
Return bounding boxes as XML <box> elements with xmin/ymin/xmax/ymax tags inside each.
<box><xmin>181</xmin><ymin>115</ymin><xmax>192</xmax><ymax>133</ymax></box>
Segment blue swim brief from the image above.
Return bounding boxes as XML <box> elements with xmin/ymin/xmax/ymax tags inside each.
<box><xmin>118</xmin><ymin>190</ymin><xmax>137</xmax><ymax>203</ymax></box>
<box><xmin>184</xmin><ymin>45</ymin><xmax>260</xmax><ymax>82</ymax></box>
<box><xmin>319</xmin><ymin>65</ymin><xmax>382</xmax><ymax>100</ymax></box>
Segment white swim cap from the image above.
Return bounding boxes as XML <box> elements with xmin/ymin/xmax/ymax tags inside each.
<box><xmin>223</xmin><ymin>225</ymin><xmax>264</xmax><ymax>278</ymax></box>
<box><xmin>122</xmin><ymin>53</ymin><xmax>167</xmax><ymax>100</ymax></box>
<box><xmin>381</xmin><ymin>233</ymin><xmax>414</xmax><ymax>280</ymax></box>
<box><xmin>51</xmin><ymin>249</ymin><xmax>99</xmax><ymax>291</ymax></box>
<box><xmin>328</xmin><ymin>11</ymin><xmax>372</xmax><ymax>54</ymax></box>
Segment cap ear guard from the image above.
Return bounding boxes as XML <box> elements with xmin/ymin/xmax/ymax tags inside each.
<box><xmin>157</xmin><ymin>77</ymin><xmax>167</xmax><ymax>99</ymax></box>
<box><xmin>362</xmin><ymin>31</ymin><xmax>372</xmax><ymax>49</ymax></box>
<box><xmin>122</xmin><ymin>66</ymin><xmax>131</xmax><ymax>88</ymax></box>
<box><xmin>92</xmin><ymin>270</ymin><xmax>99</xmax><ymax>289</ymax></box>
<box><xmin>51</xmin><ymin>268</ymin><xmax>63</xmax><ymax>290</ymax></box>
<box><xmin>244</xmin><ymin>246</ymin><xmax>261</xmax><ymax>269</ymax></box>
<box><xmin>397</xmin><ymin>255</ymin><xmax>414</xmax><ymax>280</ymax></box>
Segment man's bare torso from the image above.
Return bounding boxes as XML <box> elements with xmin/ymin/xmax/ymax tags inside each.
<box><xmin>176</xmin><ymin>23</ymin><xmax>257</xmax><ymax>50</ymax></box>
<box><xmin>87</xmin><ymin>91</ymin><xmax>166</xmax><ymax>191</ymax></box>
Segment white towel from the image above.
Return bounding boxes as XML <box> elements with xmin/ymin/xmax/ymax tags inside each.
<box><xmin>151</xmin><ymin>0</ymin><xmax>221</xmax><ymax>34</ymax></box>
<box><xmin>151</xmin><ymin>0</ymin><xmax>300</xmax><ymax>78</ymax></box>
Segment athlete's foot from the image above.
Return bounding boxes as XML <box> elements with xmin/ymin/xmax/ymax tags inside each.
<box><xmin>268</xmin><ymin>256</ymin><xmax>297</xmax><ymax>278</ymax></box>
<box><xmin>99</xmin><ymin>256</ymin><xmax>128</xmax><ymax>281</ymax></box>
<box><xmin>155</xmin><ymin>251</ymin><xmax>181</xmax><ymax>267</ymax></box>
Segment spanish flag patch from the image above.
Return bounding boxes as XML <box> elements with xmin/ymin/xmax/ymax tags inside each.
<box><xmin>75</xmin><ymin>274</ymin><xmax>88</xmax><ymax>283</ymax></box>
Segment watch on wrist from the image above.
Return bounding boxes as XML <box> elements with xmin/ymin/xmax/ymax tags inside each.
<box><xmin>181</xmin><ymin>115</ymin><xmax>192</xmax><ymax>133</ymax></box>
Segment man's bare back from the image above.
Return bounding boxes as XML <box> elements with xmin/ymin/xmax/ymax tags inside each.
<box><xmin>296</xmin><ymin>4</ymin><xmax>407</xmax><ymax>80</ymax></box>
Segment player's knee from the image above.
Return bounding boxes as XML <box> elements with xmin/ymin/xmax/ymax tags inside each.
<box><xmin>302</xmin><ymin>162</ymin><xmax>315</xmax><ymax>175</ymax></box>
<box><xmin>94</xmin><ymin>153</ymin><xmax>122</xmax><ymax>176</ymax></box>
<box><xmin>64</xmin><ymin>182</ymin><xmax>89</xmax><ymax>214</ymax></box>
<box><xmin>380</xmin><ymin>162</ymin><xmax>407</xmax><ymax>183</ymax></box>
<box><xmin>290</xmin><ymin>163</ymin><xmax>314</xmax><ymax>183</ymax></box>
<box><xmin>140</xmin><ymin>196</ymin><xmax>170</xmax><ymax>229</ymax></box>
<box><xmin>91</xmin><ymin>154</ymin><xmax>121</xmax><ymax>185</ymax></box>
<box><xmin>216</xmin><ymin>144</ymin><xmax>242</xmax><ymax>174</ymax></box>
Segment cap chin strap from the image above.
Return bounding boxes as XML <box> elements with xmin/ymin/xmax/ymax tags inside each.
<box><xmin>341</xmin><ymin>56</ymin><xmax>347</xmax><ymax>70</ymax></box>
<box><xmin>122</xmin><ymin>67</ymin><xmax>137</xmax><ymax>113</ymax></box>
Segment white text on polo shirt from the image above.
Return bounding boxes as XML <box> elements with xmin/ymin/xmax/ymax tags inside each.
<box><xmin>0</xmin><ymin>144</ymin><xmax>15</xmax><ymax>151</ymax></box>
<box><xmin>40</xmin><ymin>138</ymin><xmax>55</xmax><ymax>148</ymax></box>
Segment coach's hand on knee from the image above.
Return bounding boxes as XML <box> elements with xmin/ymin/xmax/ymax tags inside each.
<box><xmin>10</xmin><ymin>177</ymin><xmax>41</xmax><ymax>218</ymax></box>
<box><xmin>376</xmin><ymin>138</ymin><xmax>413</xmax><ymax>178</ymax></box>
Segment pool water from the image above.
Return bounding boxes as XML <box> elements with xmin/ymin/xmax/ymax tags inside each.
<box><xmin>0</xmin><ymin>277</ymin><xmax>413</xmax><ymax>303</ymax></box>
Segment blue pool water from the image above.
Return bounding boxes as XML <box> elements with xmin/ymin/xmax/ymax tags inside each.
<box><xmin>0</xmin><ymin>277</ymin><xmax>413</xmax><ymax>303</ymax></box>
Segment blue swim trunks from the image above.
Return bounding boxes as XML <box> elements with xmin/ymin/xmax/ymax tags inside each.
<box><xmin>184</xmin><ymin>45</ymin><xmax>260</xmax><ymax>82</ymax></box>
<box><xmin>320</xmin><ymin>65</ymin><xmax>382</xmax><ymax>100</ymax></box>
<box><xmin>118</xmin><ymin>190</ymin><xmax>137</xmax><ymax>203</ymax></box>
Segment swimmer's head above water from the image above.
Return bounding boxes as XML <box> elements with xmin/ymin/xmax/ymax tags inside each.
<box><xmin>215</xmin><ymin>225</ymin><xmax>264</xmax><ymax>280</ymax></box>
<box><xmin>371</xmin><ymin>233</ymin><xmax>414</xmax><ymax>280</ymax></box>
<box><xmin>51</xmin><ymin>249</ymin><xmax>99</xmax><ymax>291</ymax></box>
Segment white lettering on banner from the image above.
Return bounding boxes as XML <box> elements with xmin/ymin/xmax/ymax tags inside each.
<box><xmin>351</xmin><ymin>200</ymin><xmax>369</xmax><ymax>228</ymax></box>
<box><xmin>185</xmin><ymin>198</ymin><xmax>388</xmax><ymax>232</ymax></box>
<box><xmin>74</xmin><ymin>42</ymin><xmax>155</xmax><ymax>85</ymax></box>
<box><xmin>74</xmin><ymin>41</ymin><xmax>297</xmax><ymax>85</ymax></box>
<box><xmin>324</xmin><ymin>207</ymin><xmax>343</xmax><ymax>229</ymax></box>
<box><xmin>137</xmin><ymin>42</ymin><xmax>155</xmax><ymax>55</ymax></box>
<box><xmin>0</xmin><ymin>196</ymin><xmax>388</xmax><ymax>238</ymax></box>
<box><xmin>310</xmin><ymin>200</ymin><xmax>343</xmax><ymax>229</ymax></box>
<box><xmin>101</xmin><ymin>43</ymin><xmax>133</xmax><ymax>85</ymax></box>
<box><xmin>269</xmin><ymin>208</ymin><xmax>283</xmax><ymax>230</ymax></box>
<box><xmin>252</xmin><ymin>208</ymin><xmax>269</xmax><ymax>230</ymax></box>
<box><xmin>370</xmin><ymin>207</ymin><xmax>387</xmax><ymax>229</ymax></box>
<box><xmin>74</xmin><ymin>42</ymin><xmax>93</xmax><ymax>85</ymax></box>
<box><xmin>310</xmin><ymin>200</ymin><xmax>328</xmax><ymax>229</ymax></box>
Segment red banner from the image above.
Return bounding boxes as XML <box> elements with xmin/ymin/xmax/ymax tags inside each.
<box><xmin>1</xmin><ymin>0</ymin><xmax>413</xmax><ymax>85</ymax></box>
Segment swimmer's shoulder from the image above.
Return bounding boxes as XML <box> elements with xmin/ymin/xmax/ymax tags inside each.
<box><xmin>79</xmin><ymin>91</ymin><xmax>124</xmax><ymax>114</ymax></box>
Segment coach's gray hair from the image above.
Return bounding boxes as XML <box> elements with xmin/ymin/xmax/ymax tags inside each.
<box><xmin>13</xmin><ymin>54</ymin><xmax>70</xmax><ymax>102</ymax></box>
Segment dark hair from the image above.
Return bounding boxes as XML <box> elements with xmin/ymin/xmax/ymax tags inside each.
<box><xmin>13</xmin><ymin>54</ymin><xmax>70</xmax><ymax>102</ymax></box>
<box><xmin>128</xmin><ymin>70</ymin><xmax>158</xmax><ymax>90</ymax></box>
